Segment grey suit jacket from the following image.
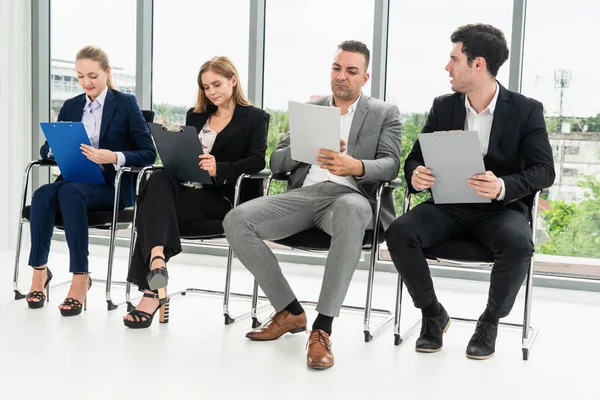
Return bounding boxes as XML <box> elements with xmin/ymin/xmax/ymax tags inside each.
<box><xmin>270</xmin><ymin>94</ymin><xmax>402</xmax><ymax>229</ymax></box>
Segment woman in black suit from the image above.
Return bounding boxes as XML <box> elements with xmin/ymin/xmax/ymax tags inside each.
<box><xmin>124</xmin><ymin>56</ymin><xmax>269</xmax><ymax>328</ymax></box>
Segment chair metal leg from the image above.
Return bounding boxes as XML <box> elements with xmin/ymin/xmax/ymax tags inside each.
<box><xmin>393</xmin><ymin>275</ymin><xmax>420</xmax><ymax>345</ymax></box>
<box><xmin>251</xmin><ymin>279</ymin><xmax>261</xmax><ymax>328</ymax></box>
<box><xmin>223</xmin><ymin>246</ymin><xmax>236</xmax><ymax>324</ymax></box>
<box><xmin>363</xmin><ymin>244</ymin><xmax>394</xmax><ymax>342</ymax></box>
<box><xmin>13</xmin><ymin>161</ymin><xmax>37</xmax><ymax>300</ymax></box>
<box><xmin>521</xmin><ymin>258</ymin><xmax>537</xmax><ymax>360</ymax></box>
<box><xmin>105</xmin><ymin>168</ymin><xmax>126</xmax><ymax>310</ymax></box>
<box><xmin>13</xmin><ymin>219</ymin><xmax>26</xmax><ymax>300</ymax></box>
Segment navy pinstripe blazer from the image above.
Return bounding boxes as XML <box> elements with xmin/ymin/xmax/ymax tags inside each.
<box><xmin>40</xmin><ymin>89</ymin><xmax>156</xmax><ymax>207</ymax></box>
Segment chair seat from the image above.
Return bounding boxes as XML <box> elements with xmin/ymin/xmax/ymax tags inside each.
<box><xmin>179</xmin><ymin>220</ymin><xmax>225</xmax><ymax>240</ymax></box>
<box><xmin>22</xmin><ymin>206</ymin><xmax>133</xmax><ymax>229</ymax></box>
<box><xmin>273</xmin><ymin>228</ymin><xmax>384</xmax><ymax>251</ymax></box>
<box><xmin>423</xmin><ymin>239</ymin><xmax>494</xmax><ymax>264</ymax></box>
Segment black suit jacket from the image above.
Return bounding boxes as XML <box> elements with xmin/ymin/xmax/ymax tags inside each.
<box><xmin>186</xmin><ymin>104</ymin><xmax>269</xmax><ymax>204</ymax></box>
<box><xmin>405</xmin><ymin>83</ymin><xmax>555</xmax><ymax>215</ymax></box>
<box><xmin>41</xmin><ymin>89</ymin><xmax>157</xmax><ymax>207</ymax></box>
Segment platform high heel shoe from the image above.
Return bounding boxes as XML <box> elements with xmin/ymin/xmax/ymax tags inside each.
<box><xmin>26</xmin><ymin>266</ymin><xmax>53</xmax><ymax>309</ymax></box>
<box><xmin>59</xmin><ymin>273</ymin><xmax>92</xmax><ymax>317</ymax></box>
<box><xmin>123</xmin><ymin>291</ymin><xmax>170</xmax><ymax>329</ymax></box>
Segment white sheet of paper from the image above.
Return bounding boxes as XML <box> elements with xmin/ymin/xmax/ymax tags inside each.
<box><xmin>288</xmin><ymin>100</ymin><xmax>341</xmax><ymax>165</ymax></box>
<box><xmin>418</xmin><ymin>130</ymin><xmax>490</xmax><ymax>204</ymax></box>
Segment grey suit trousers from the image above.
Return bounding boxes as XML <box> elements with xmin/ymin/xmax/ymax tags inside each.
<box><xmin>223</xmin><ymin>181</ymin><xmax>373</xmax><ymax>317</ymax></box>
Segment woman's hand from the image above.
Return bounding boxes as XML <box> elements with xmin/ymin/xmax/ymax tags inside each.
<box><xmin>80</xmin><ymin>144</ymin><xmax>117</xmax><ymax>164</ymax></box>
<box><xmin>199</xmin><ymin>154</ymin><xmax>217</xmax><ymax>177</ymax></box>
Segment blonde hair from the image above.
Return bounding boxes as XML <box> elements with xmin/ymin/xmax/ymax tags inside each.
<box><xmin>193</xmin><ymin>56</ymin><xmax>251</xmax><ymax>113</ymax></box>
<box><xmin>76</xmin><ymin>45</ymin><xmax>115</xmax><ymax>90</ymax></box>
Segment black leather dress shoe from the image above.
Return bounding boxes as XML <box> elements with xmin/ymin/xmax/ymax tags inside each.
<box><xmin>466</xmin><ymin>319</ymin><xmax>498</xmax><ymax>360</ymax></box>
<box><xmin>415</xmin><ymin>305</ymin><xmax>450</xmax><ymax>353</ymax></box>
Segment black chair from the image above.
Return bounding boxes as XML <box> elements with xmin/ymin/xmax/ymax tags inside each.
<box><xmin>124</xmin><ymin>166</ymin><xmax>273</xmax><ymax>324</ymax></box>
<box><xmin>392</xmin><ymin>189</ymin><xmax>541</xmax><ymax>360</ymax></box>
<box><xmin>13</xmin><ymin>111</ymin><xmax>155</xmax><ymax>310</ymax></box>
<box><xmin>247</xmin><ymin>173</ymin><xmax>403</xmax><ymax>342</ymax></box>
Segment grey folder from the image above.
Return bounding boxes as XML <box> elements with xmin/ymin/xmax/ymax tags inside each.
<box><xmin>149</xmin><ymin>123</ymin><xmax>212</xmax><ymax>184</ymax></box>
<box><xmin>288</xmin><ymin>100</ymin><xmax>341</xmax><ymax>165</ymax></box>
<box><xmin>418</xmin><ymin>130</ymin><xmax>490</xmax><ymax>204</ymax></box>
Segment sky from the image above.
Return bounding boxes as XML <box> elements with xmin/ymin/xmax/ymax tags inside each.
<box><xmin>51</xmin><ymin>0</ymin><xmax>600</xmax><ymax>117</ymax></box>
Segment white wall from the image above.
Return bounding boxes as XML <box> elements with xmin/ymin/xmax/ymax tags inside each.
<box><xmin>0</xmin><ymin>0</ymin><xmax>32</xmax><ymax>250</ymax></box>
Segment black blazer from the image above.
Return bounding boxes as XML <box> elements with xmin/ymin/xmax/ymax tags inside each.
<box><xmin>405</xmin><ymin>83</ymin><xmax>555</xmax><ymax>215</ymax></box>
<box><xmin>41</xmin><ymin>89</ymin><xmax>156</xmax><ymax>207</ymax></box>
<box><xmin>186</xmin><ymin>104</ymin><xmax>269</xmax><ymax>203</ymax></box>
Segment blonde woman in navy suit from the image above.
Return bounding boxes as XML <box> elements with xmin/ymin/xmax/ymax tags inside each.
<box><xmin>26</xmin><ymin>45</ymin><xmax>156</xmax><ymax>316</ymax></box>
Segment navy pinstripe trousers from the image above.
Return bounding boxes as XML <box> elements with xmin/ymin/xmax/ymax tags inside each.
<box><xmin>28</xmin><ymin>181</ymin><xmax>117</xmax><ymax>273</ymax></box>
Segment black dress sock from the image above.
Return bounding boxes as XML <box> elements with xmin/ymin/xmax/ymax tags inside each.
<box><xmin>283</xmin><ymin>298</ymin><xmax>304</xmax><ymax>316</ymax></box>
<box><xmin>312</xmin><ymin>313</ymin><xmax>334</xmax><ymax>336</ymax></box>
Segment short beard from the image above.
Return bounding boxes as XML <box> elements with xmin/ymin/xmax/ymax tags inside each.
<box><xmin>332</xmin><ymin>87</ymin><xmax>356</xmax><ymax>101</ymax></box>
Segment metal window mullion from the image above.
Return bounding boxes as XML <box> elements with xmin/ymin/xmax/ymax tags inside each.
<box><xmin>248</xmin><ymin>0</ymin><xmax>266</xmax><ymax>107</ymax></box>
<box><xmin>136</xmin><ymin>0</ymin><xmax>153</xmax><ymax>109</ymax></box>
<box><xmin>371</xmin><ymin>0</ymin><xmax>390</xmax><ymax>100</ymax></box>
<box><xmin>509</xmin><ymin>0</ymin><xmax>527</xmax><ymax>92</ymax></box>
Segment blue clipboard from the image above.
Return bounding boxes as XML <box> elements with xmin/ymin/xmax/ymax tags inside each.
<box><xmin>40</xmin><ymin>122</ymin><xmax>105</xmax><ymax>184</ymax></box>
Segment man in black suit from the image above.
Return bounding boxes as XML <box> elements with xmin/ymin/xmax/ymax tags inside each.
<box><xmin>384</xmin><ymin>24</ymin><xmax>555</xmax><ymax>360</ymax></box>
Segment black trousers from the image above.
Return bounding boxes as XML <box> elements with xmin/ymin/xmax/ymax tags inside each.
<box><xmin>127</xmin><ymin>170</ymin><xmax>232</xmax><ymax>290</ymax></box>
<box><xmin>384</xmin><ymin>202</ymin><xmax>534</xmax><ymax>319</ymax></box>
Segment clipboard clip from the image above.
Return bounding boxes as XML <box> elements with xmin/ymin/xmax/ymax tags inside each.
<box><xmin>162</xmin><ymin>124</ymin><xmax>184</xmax><ymax>133</ymax></box>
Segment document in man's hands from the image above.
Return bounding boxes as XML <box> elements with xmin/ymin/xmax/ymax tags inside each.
<box><xmin>40</xmin><ymin>122</ymin><xmax>105</xmax><ymax>184</ymax></box>
<box><xmin>288</xmin><ymin>100</ymin><xmax>341</xmax><ymax>165</ymax></box>
<box><xmin>418</xmin><ymin>130</ymin><xmax>490</xmax><ymax>204</ymax></box>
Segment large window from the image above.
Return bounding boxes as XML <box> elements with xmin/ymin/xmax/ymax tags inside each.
<box><xmin>263</xmin><ymin>0</ymin><xmax>374</xmax><ymax>168</ymax></box>
<box><xmin>152</xmin><ymin>0</ymin><xmax>250</xmax><ymax>125</ymax></box>
<box><xmin>50</xmin><ymin>0</ymin><xmax>137</xmax><ymax>121</ymax></box>
<box><xmin>522</xmin><ymin>0</ymin><xmax>600</xmax><ymax>265</ymax></box>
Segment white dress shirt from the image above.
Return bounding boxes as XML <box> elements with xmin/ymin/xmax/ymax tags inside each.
<box><xmin>464</xmin><ymin>82</ymin><xmax>505</xmax><ymax>200</ymax></box>
<box><xmin>199</xmin><ymin>120</ymin><xmax>218</xmax><ymax>154</ymax></box>
<box><xmin>301</xmin><ymin>95</ymin><xmax>361</xmax><ymax>191</ymax></box>
<box><xmin>81</xmin><ymin>86</ymin><xmax>125</xmax><ymax>170</ymax></box>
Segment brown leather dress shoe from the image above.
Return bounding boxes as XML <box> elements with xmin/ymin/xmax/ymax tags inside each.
<box><xmin>306</xmin><ymin>329</ymin><xmax>334</xmax><ymax>370</ymax></box>
<box><xmin>246</xmin><ymin>310</ymin><xmax>307</xmax><ymax>341</ymax></box>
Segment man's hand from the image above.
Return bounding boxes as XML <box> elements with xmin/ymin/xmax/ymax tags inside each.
<box><xmin>339</xmin><ymin>139</ymin><xmax>346</xmax><ymax>153</ymax></box>
<box><xmin>80</xmin><ymin>144</ymin><xmax>117</xmax><ymax>164</ymax></box>
<box><xmin>316</xmin><ymin>148</ymin><xmax>364</xmax><ymax>177</ymax></box>
<box><xmin>468</xmin><ymin>171</ymin><xmax>502</xmax><ymax>199</ymax></box>
<box><xmin>411</xmin><ymin>166</ymin><xmax>435</xmax><ymax>190</ymax></box>
<box><xmin>199</xmin><ymin>154</ymin><xmax>217</xmax><ymax>177</ymax></box>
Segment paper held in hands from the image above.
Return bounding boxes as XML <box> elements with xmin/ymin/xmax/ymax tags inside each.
<box><xmin>418</xmin><ymin>130</ymin><xmax>490</xmax><ymax>204</ymax></box>
<box><xmin>288</xmin><ymin>100</ymin><xmax>341</xmax><ymax>164</ymax></box>
<box><xmin>40</xmin><ymin>122</ymin><xmax>105</xmax><ymax>184</ymax></box>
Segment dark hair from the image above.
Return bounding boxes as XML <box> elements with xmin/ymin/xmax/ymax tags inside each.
<box><xmin>337</xmin><ymin>40</ymin><xmax>370</xmax><ymax>70</ymax></box>
<box><xmin>450</xmin><ymin>24</ymin><xmax>509</xmax><ymax>77</ymax></box>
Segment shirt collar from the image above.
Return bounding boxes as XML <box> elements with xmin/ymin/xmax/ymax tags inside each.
<box><xmin>465</xmin><ymin>81</ymin><xmax>499</xmax><ymax>116</ymax></box>
<box><xmin>329</xmin><ymin>93</ymin><xmax>361</xmax><ymax>114</ymax></box>
<box><xmin>84</xmin><ymin>86</ymin><xmax>109</xmax><ymax>109</ymax></box>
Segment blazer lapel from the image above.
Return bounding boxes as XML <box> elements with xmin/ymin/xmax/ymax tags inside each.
<box><xmin>452</xmin><ymin>93</ymin><xmax>466</xmax><ymax>131</ymax></box>
<box><xmin>99</xmin><ymin>89</ymin><xmax>116</xmax><ymax>140</ymax></box>
<box><xmin>487</xmin><ymin>83</ymin><xmax>510</xmax><ymax>156</ymax></box>
<box><xmin>71</xmin><ymin>95</ymin><xmax>86</xmax><ymax>122</ymax></box>
<box><xmin>347</xmin><ymin>94</ymin><xmax>368</xmax><ymax>154</ymax></box>
<box><xmin>210</xmin><ymin>105</ymin><xmax>249</xmax><ymax>155</ymax></box>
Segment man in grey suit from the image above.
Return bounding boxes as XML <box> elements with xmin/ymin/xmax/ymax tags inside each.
<box><xmin>223</xmin><ymin>40</ymin><xmax>401</xmax><ymax>370</ymax></box>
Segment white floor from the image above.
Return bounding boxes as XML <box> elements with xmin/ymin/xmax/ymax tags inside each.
<box><xmin>2</xmin><ymin>240</ymin><xmax>600</xmax><ymax>399</ymax></box>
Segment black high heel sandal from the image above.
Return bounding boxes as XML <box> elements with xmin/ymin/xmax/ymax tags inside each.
<box><xmin>26</xmin><ymin>266</ymin><xmax>53</xmax><ymax>309</ymax></box>
<box><xmin>123</xmin><ymin>292</ymin><xmax>170</xmax><ymax>329</ymax></box>
<box><xmin>59</xmin><ymin>273</ymin><xmax>92</xmax><ymax>317</ymax></box>
<box><xmin>147</xmin><ymin>255</ymin><xmax>168</xmax><ymax>301</ymax></box>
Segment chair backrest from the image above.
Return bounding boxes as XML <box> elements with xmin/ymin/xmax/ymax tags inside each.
<box><xmin>142</xmin><ymin>110</ymin><xmax>155</xmax><ymax>124</ymax></box>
